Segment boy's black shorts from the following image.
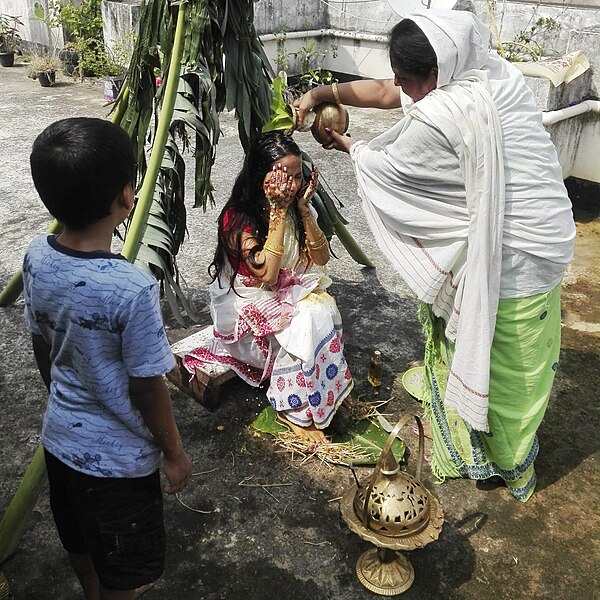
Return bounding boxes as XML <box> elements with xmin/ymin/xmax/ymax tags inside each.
<box><xmin>44</xmin><ymin>449</ymin><xmax>165</xmax><ymax>591</ymax></box>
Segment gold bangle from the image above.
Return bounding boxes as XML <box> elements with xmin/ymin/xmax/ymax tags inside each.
<box><xmin>307</xmin><ymin>232</ymin><xmax>326</xmax><ymax>244</ymax></box>
<box><xmin>263</xmin><ymin>240</ymin><xmax>284</xmax><ymax>258</ymax></box>
<box><xmin>331</xmin><ymin>81</ymin><xmax>341</xmax><ymax>105</ymax></box>
<box><xmin>306</xmin><ymin>235</ymin><xmax>328</xmax><ymax>251</ymax></box>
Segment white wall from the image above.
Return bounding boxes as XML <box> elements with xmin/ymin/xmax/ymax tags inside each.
<box><xmin>253</xmin><ymin>0</ymin><xmax>328</xmax><ymax>36</ymax></box>
<box><xmin>0</xmin><ymin>0</ymin><xmax>63</xmax><ymax>51</ymax></box>
<box><xmin>466</xmin><ymin>0</ymin><xmax>600</xmax><ymax>95</ymax></box>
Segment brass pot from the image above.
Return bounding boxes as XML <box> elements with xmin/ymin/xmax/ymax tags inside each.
<box><xmin>311</xmin><ymin>102</ymin><xmax>350</xmax><ymax>145</ymax></box>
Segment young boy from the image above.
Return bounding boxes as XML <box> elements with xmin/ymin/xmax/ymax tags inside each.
<box><xmin>24</xmin><ymin>117</ymin><xmax>192</xmax><ymax>600</ymax></box>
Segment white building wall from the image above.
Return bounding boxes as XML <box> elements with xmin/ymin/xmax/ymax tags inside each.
<box><xmin>0</xmin><ymin>0</ymin><xmax>63</xmax><ymax>51</ymax></box>
<box><xmin>253</xmin><ymin>0</ymin><xmax>328</xmax><ymax>36</ymax></box>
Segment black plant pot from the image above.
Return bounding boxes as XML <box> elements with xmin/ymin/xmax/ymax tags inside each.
<box><xmin>0</xmin><ymin>52</ymin><xmax>15</xmax><ymax>67</ymax></box>
<box><xmin>38</xmin><ymin>70</ymin><xmax>56</xmax><ymax>87</ymax></box>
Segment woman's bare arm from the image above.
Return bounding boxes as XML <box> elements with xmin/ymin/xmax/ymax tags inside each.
<box><xmin>297</xmin><ymin>165</ymin><xmax>329</xmax><ymax>266</ymax></box>
<box><xmin>294</xmin><ymin>79</ymin><xmax>400</xmax><ymax>125</ymax></box>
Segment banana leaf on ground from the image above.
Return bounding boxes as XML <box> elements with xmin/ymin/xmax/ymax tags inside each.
<box><xmin>252</xmin><ymin>406</ymin><xmax>405</xmax><ymax>466</ymax></box>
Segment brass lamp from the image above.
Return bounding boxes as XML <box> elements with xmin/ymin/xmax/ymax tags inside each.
<box><xmin>340</xmin><ymin>414</ymin><xmax>444</xmax><ymax>595</ymax></box>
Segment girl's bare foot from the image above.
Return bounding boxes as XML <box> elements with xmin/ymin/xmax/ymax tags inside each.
<box><xmin>277</xmin><ymin>413</ymin><xmax>327</xmax><ymax>443</ymax></box>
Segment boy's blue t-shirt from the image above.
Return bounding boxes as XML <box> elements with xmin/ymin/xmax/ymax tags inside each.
<box><xmin>23</xmin><ymin>234</ymin><xmax>176</xmax><ymax>478</ymax></box>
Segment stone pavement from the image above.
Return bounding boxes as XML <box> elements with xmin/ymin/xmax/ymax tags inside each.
<box><xmin>0</xmin><ymin>63</ymin><xmax>599</xmax><ymax>600</ymax></box>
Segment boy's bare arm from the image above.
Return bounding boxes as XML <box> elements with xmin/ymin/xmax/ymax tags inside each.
<box><xmin>129</xmin><ymin>375</ymin><xmax>192</xmax><ymax>494</ymax></box>
<box><xmin>32</xmin><ymin>334</ymin><xmax>51</xmax><ymax>392</ymax></box>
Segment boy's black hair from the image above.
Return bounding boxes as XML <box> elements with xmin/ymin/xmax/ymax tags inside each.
<box><xmin>30</xmin><ymin>117</ymin><xmax>136</xmax><ymax>230</ymax></box>
<box><xmin>389</xmin><ymin>19</ymin><xmax>438</xmax><ymax>80</ymax></box>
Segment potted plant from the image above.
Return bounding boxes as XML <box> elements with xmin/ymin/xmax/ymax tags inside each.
<box><xmin>28</xmin><ymin>1</ymin><xmax>62</xmax><ymax>86</ymax></box>
<box><xmin>104</xmin><ymin>34</ymin><xmax>135</xmax><ymax>100</ymax></box>
<box><xmin>26</xmin><ymin>53</ymin><xmax>62</xmax><ymax>86</ymax></box>
<box><xmin>103</xmin><ymin>61</ymin><xmax>126</xmax><ymax>101</ymax></box>
<box><xmin>54</xmin><ymin>0</ymin><xmax>104</xmax><ymax>79</ymax></box>
<box><xmin>104</xmin><ymin>70</ymin><xmax>125</xmax><ymax>102</ymax></box>
<box><xmin>0</xmin><ymin>14</ymin><xmax>23</xmax><ymax>67</ymax></box>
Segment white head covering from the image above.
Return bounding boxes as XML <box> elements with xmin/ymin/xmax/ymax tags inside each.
<box><xmin>408</xmin><ymin>9</ymin><xmax>490</xmax><ymax>86</ymax></box>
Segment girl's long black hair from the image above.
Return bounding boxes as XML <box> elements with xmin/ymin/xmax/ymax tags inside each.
<box><xmin>209</xmin><ymin>131</ymin><xmax>306</xmax><ymax>289</ymax></box>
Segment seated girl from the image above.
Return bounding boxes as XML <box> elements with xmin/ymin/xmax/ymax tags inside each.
<box><xmin>181</xmin><ymin>131</ymin><xmax>354</xmax><ymax>442</ymax></box>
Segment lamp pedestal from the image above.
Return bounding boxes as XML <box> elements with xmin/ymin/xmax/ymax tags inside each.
<box><xmin>356</xmin><ymin>548</ymin><xmax>415</xmax><ymax>596</ymax></box>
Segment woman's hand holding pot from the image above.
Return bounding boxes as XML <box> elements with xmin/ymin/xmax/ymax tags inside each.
<box><xmin>322</xmin><ymin>127</ymin><xmax>355</xmax><ymax>153</ymax></box>
<box><xmin>292</xmin><ymin>89</ymin><xmax>317</xmax><ymax>129</ymax></box>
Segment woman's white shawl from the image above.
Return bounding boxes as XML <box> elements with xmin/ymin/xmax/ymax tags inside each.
<box><xmin>350</xmin><ymin>10</ymin><xmax>572</xmax><ymax>432</ymax></box>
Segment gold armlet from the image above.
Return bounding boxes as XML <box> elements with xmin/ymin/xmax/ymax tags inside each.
<box><xmin>263</xmin><ymin>240</ymin><xmax>284</xmax><ymax>258</ymax></box>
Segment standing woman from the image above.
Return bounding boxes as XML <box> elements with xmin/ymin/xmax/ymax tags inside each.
<box><xmin>294</xmin><ymin>10</ymin><xmax>575</xmax><ymax>500</ymax></box>
<box><xmin>181</xmin><ymin>132</ymin><xmax>353</xmax><ymax>442</ymax></box>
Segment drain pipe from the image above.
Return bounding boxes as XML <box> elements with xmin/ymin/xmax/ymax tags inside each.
<box><xmin>260</xmin><ymin>29</ymin><xmax>389</xmax><ymax>45</ymax></box>
<box><xmin>542</xmin><ymin>99</ymin><xmax>600</xmax><ymax>126</ymax></box>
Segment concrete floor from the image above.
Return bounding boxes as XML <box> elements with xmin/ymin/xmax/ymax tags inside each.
<box><xmin>0</xmin><ymin>63</ymin><xmax>599</xmax><ymax>600</ymax></box>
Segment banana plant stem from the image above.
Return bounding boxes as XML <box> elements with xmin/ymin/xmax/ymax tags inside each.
<box><xmin>121</xmin><ymin>4</ymin><xmax>186</xmax><ymax>262</ymax></box>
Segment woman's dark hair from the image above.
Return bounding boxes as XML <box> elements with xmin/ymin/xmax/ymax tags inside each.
<box><xmin>389</xmin><ymin>18</ymin><xmax>438</xmax><ymax>79</ymax></box>
<box><xmin>30</xmin><ymin>117</ymin><xmax>136</xmax><ymax>230</ymax></box>
<box><xmin>209</xmin><ymin>131</ymin><xmax>305</xmax><ymax>289</ymax></box>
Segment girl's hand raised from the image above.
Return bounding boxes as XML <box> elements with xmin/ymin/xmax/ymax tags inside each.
<box><xmin>263</xmin><ymin>163</ymin><xmax>295</xmax><ymax>209</ymax></box>
<box><xmin>298</xmin><ymin>164</ymin><xmax>318</xmax><ymax>215</ymax></box>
